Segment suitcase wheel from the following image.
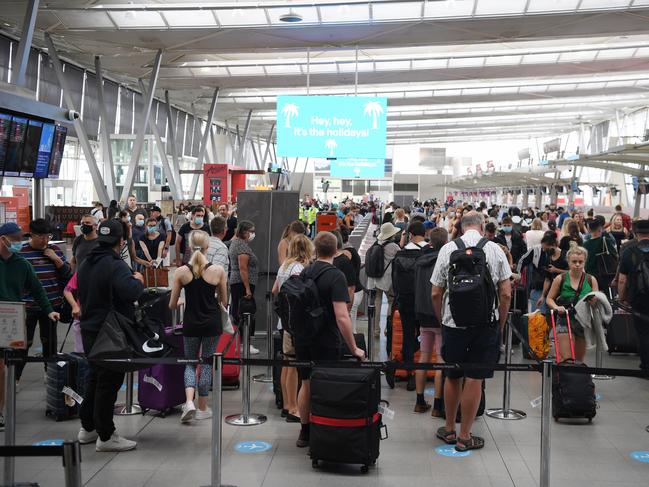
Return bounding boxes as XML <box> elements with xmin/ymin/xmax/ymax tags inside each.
<box><xmin>311</xmin><ymin>459</ymin><xmax>319</xmax><ymax>469</ymax></box>
<box><xmin>360</xmin><ymin>465</ymin><xmax>369</xmax><ymax>474</ymax></box>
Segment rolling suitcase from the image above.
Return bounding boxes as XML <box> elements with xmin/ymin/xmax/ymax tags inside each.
<box><xmin>340</xmin><ymin>333</ymin><xmax>367</xmax><ymax>359</ymax></box>
<box><xmin>309</xmin><ymin>367</ymin><xmax>384</xmax><ymax>473</ymax></box>
<box><xmin>273</xmin><ymin>331</ymin><xmax>283</xmax><ymax>409</ymax></box>
<box><xmin>138</xmin><ymin>286</ymin><xmax>172</xmax><ymax>332</ymax></box>
<box><xmin>216</xmin><ymin>326</ymin><xmax>240</xmax><ymax>388</ymax></box>
<box><xmin>137</xmin><ymin>326</ymin><xmax>185</xmax><ymax>416</ymax></box>
<box><xmin>518</xmin><ymin>311</ymin><xmax>550</xmax><ymax>360</ymax></box>
<box><xmin>389</xmin><ymin>310</ymin><xmax>435</xmax><ymax>384</ymax></box>
<box><xmin>550</xmin><ymin>310</ymin><xmax>596</xmax><ymax>423</ymax></box>
<box><xmin>606</xmin><ymin>310</ymin><xmax>639</xmax><ymax>354</ymax></box>
<box><xmin>45</xmin><ymin>352</ymin><xmax>90</xmax><ymax>421</ymax></box>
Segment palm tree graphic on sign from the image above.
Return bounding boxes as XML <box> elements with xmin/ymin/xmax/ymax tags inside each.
<box><xmin>363</xmin><ymin>101</ymin><xmax>384</xmax><ymax>129</ymax></box>
<box><xmin>282</xmin><ymin>103</ymin><xmax>299</xmax><ymax>128</ymax></box>
<box><xmin>325</xmin><ymin>139</ymin><xmax>337</xmax><ymax>157</ymax></box>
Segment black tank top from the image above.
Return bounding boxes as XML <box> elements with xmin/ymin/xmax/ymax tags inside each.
<box><xmin>182</xmin><ymin>264</ymin><xmax>222</xmax><ymax>337</ymax></box>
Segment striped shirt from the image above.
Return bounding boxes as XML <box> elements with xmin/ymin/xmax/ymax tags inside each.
<box><xmin>20</xmin><ymin>243</ymin><xmax>68</xmax><ymax>311</ymax></box>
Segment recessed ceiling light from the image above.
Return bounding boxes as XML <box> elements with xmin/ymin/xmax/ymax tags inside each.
<box><xmin>279</xmin><ymin>11</ymin><xmax>303</xmax><ymax>23</ymax></box>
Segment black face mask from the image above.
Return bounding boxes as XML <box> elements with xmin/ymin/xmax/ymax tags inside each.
<box><xmin>81</xmin><ymin>224</ymin><xmax>94</xmax><ymax>235</ymax></box>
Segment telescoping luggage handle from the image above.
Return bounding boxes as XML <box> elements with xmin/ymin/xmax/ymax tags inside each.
<box><xmin>549</xmin><ymin>309</ymin><xmax>576</xmax><ymax>364</ymax></box>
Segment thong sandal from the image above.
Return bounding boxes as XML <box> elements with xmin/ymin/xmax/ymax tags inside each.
<box><xmin>436</xmin><ymin>427</ymin><xmax>457</xmax><ymax>445</ymax></box>
<box><xmin>455</xmin><ymin>435</ymin><xmax>485</xmax><ymax>452</ymax></box>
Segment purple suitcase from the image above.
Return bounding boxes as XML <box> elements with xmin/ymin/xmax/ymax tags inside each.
<box><xmin>138</xmin><ymin>326</ymin><xmax>185</xmax><ymax>416</ymax></box>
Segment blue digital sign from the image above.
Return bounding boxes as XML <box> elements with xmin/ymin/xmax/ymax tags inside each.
<box><xmin>330</xmin><ymin>158</ymin><xmax>385</xmax><ymax>178</ymax></box>
<box><xmin>34</xmin><ymin>123</ymin><xmax>55</xmax><ymax>178</ymax></box>
<box><xmin>276</xmin><ymin>96</ymin><xmax>387</xmax><ymax>159</ymax></box>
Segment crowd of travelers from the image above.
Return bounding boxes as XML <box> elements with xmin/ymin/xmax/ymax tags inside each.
<box><xmin>1</xmin><ymin>192</ymin><xmax>647</xmax><ymax>457</ymax></box>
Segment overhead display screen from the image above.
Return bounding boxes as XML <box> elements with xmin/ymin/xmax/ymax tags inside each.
<box><xmin>0</xmin><ymin>113</ymin><xmax>11</xmax><ymax>174</ymax></box>
<box><xmin>34</xmin><ymin>123</ymin><xmax>56</xmax><ymax>178</ymax></box>
<box><xmin>48</xmin><ymin>125</ymin><xmax>67</xmax><ymax>179</ymax></box>
<box><xmin>276</xmin><ymin>95</ymin><xmax>387</xmax><ymax>159</ymax></box>
<box><xmin>20</xmin><ymin>120</ymin><xmax>44</xmax><ymax>177</ymax></box>
<box><xmin>330</xmin><ymin>158</ymin><xmax>386</xmax><ymax>178</ymax></box>
<box><xmin>4</xmin><ymin>116</ymin><xmax>28</xmax><ymax>177</ymax></box>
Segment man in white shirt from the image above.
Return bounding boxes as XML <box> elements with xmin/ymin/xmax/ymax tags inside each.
<box><xmin>431</xmin><ymin>211</ymin><xmax>512</xmax><ymax>452</ymax></box>
<box><xmin>207</xmin><ymin>216</ymin><xmax>229</xmax><ymax>276</ymax></box>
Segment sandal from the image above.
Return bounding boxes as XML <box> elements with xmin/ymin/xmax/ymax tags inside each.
<box><xmin>436</xmin><ymin>426</ymin><xmax>457</xmax><ymax>445</ymax></box>
<box><xmin>455</xmin><ymin>435</ymin><xmax>485</xmax><ymax>452</ymax></box>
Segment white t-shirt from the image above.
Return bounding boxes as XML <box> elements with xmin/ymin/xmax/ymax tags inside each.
<box><xmin>430</xmin><ymin>229</ymin><xmax>512</xmax><ymax>328</ymax></box>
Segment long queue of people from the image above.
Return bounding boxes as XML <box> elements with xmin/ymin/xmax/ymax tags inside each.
<box><xmin>366</xmin><ymin>199</ymin><xmax>649</xmax><ymax>452</ymax></box>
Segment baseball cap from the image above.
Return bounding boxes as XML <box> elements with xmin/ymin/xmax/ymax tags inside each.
<box><xmin>0</xmin><ymin>222</ymin><xmax>22</xmax><ymax>236</ymax></box>
<box><xmin>150</xmin><ymin>205</ymin><xmax>161</xmax><ymax>213</ymax></box>
<box><xmin>423</xmin><ymin>220</ymin><xmax>435</xmax><ymax>229</ymax></box>
<box><xmin>97</xmin><ymin>219</ymin><xmax>124</xmax><ymax>245</ymax></box>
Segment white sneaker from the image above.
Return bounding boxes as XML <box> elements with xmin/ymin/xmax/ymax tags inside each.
<box><xmin>249</xmin><ymin>345</ymin><xmax>260</xmax><ymax>355</ymax></box>
<box><xmin>181</xmin><ymin>401</ymin><xmax>196</xmax><ymax>423</ymax></box>
<box><xmin>95</xmin><ymin>433</ymin><xmax>137</xmax><ymax>452</ymax></box>
<box><xmin>78</xmin><ymin>427</ymin><xmax>99</xmax><ymax>444</ymax></box>
<box><xmin>195</xmin><ymin>407</ymin><xmax>213</xmax><ymax>420</ymax></box>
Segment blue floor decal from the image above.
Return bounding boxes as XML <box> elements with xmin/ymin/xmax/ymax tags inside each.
<box><xmin>435</xmin><ymin>445</ymin><xmax>471</xmax><ymax>458</ymax></box>
<box><xmin>234</xmin><ymin>441</ymin><xmax>272</xmax><ymax>453</ymax></box>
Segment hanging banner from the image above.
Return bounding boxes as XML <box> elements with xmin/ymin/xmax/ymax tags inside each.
<box><xmin>276</xmin><ymin>96</ymin><xmax>387</xmax><ymax>159</ymax></box>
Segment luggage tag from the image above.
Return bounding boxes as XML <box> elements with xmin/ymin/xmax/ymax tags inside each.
<box><xmin>378</xmin><ymin>403</ymin><xmax>395</xmax><ymax>420</ymax></box>
<box><xmin>143</xmin><ymin>374</ymin><xmax>163</xmax><ymax>392</ymax></box>
<box><xmin>62</xmin><ymin>386</ymin><xmax>83</xmax><ymax>406</ymax></box>
<box><xmin>530</xmin><ymin>396</ymin><xmax>542</xmax><ymax>408</ymax></box>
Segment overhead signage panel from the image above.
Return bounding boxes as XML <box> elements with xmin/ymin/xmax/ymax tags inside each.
<box><xmin>330</xmin><ymin>158</ymin><xmax>385</xmax><ymax>178</ymax></box>
<box><xmin>276</xmin><ymin>95</ymin><xmax>387</xmax><ymax>159</ymax></box>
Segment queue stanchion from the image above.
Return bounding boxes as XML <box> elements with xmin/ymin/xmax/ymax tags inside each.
<box><xmin>253</xmin><ymin>292</ymin><xmax>273</xmax><ymax>383</ymax></box>
<box><xmin>3</xmin><ymin>350</ymin><xmax>17</xmax><ymax>487</ymax></box>
<box><xmin>202</xmin><ymin>353</ymin><xmax>236</xmax><ymax>487</ymax></box>
<box><xmin>225</xmin><ymin>313</ymin><xmax>267</xmax><ymax>426</ymax></box>
<box><xmin>486</xmin><ymin>312</ymin><xmax>527</xmax><ymax>420</ymax></box>
<box><xmin>540</xmin><ymin>359</ymin><xmax>552</xmax><ymax>487</ymax></box>
<box><xmin>592</xmin><ymin>343</ymin><xmax>615</xmax><ymax>380</ymax></box>
<box><xmin>367</xmin><ymin>289</ymin><xmax>376</xmax><ymax>362</ymax></box>
<box><xmin>62</xmin><ymin>441</ymin><xmax>82</xmax><ymax>487</ymax></box>
<box><xmin>114</xmin><ymin>371</ymin><xmax>142</xmax><ymax>415</ymax></box>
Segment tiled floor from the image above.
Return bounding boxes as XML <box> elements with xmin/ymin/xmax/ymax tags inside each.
<box><xmin>3</xmin><ymin>311</ymin><xmax>649</xmax><ymax>487</ymax></box>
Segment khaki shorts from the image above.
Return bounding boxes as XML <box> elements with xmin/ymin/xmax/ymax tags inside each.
<box><xmin>282</xmin><ymin>331</ymin><xmax>296</xmax><ymax>358</ymax></box>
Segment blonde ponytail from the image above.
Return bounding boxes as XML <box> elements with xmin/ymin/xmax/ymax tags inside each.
<box><xmin>188</xmin><ymin>230</ymin><xmax>210</xmax><ymax>278</ymax></box>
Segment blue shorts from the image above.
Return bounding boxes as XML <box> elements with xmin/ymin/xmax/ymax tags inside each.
<box><xmin>441</xmin><ymin>325</ymin><xmax>501</xmax><ymax>380</ymax></box>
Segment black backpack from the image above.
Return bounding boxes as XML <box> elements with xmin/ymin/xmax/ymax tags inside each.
<box><xmin>414</xmin><ymin>248</ymin><xmax>440</xmax><ymax>326</ymax></box>
<box><xmin>277</xmin><ymin>265</ymin><xmax>335</xmax><ymax>345</ymax></box>
<box><xmin>448</xmin><ymin>238</ymin><xmax>497</xmax><ymax>327</ymax></box>
<box><xmin>391</xmin><ymin>248</ymin><xmax>423</xmax><ymax>309</ymax></box>
<box><xmin>628</xmin><ymin>245</ymin><xmax>649</xmax><ymax>309</ymax></box>
<box><xmin>365</xmin><ymin>241</ymin><xmax>389</xmax><ymax>278</ymax></box>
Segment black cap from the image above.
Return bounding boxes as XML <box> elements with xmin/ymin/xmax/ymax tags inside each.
<box><xmin>97</xmin><ymin>219</ymin><xmax>123</xmax><ymax>245</ymax></box>
<box><xmin>633</xmin><ymin>219</ymin><xmax>649</xmax><ymax>234</ymax></box>
<box><xmin>150</xmin><ymin>205</ymin><xmax>161</xmax><ymax>213</ymax></box>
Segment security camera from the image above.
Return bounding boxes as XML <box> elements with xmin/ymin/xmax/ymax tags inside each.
<box><xmin>65</xmin><ymin>110</ymin><xmax>80</xmax><ymax>121</ymax></box>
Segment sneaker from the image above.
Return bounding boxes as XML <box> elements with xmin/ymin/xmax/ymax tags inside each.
<box><xmin>78</xmin><ymin>427</ymin><xmax>99</xmax><ymax>444</ymax></box>
<box><xmin>296</xmin><ymin>430</ymin><xmax>309</xmax><ymax>448</ymax></box>
<box><xmin>195</xmin><ymin>407</ymin><xmax>213</xmax><ymax>421</ymax></box>
<box><xmin>406</xmin><ymin>375</ymin><xmax>416</xmax><ymax>391</ymax></box>
<box><xmin>249</xmin><ymin>345</ymin><xmax>260</xmax><ymax>355</ymax></box>
<box><xmin>96</xmin><ymin>433</ymin><xmax>137</xmax><ymax>452</ymax></box>
<box><xmin>413</xmin><ymin>403</ymin><xmax>431</xmax><ymax>413</ymax></box>
<box><xmin>0</xmin><ymin>413</ymin><xmax>4</xmax><ymax>432</ymax></box>
<box><xmin>181</xmin><ymin>401</ymin><xmax>196</xmax><ymax>423</ymax></box>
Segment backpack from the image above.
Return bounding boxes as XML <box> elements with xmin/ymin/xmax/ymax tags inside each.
<box><xmin>448</xmin><ymin>238</ymin><xmax>497</xmax><ymax>327</ymax></box>
<box><xmin>365</xmin><ymin>241</ymin><xmax>389</xmax><ymax>278</ymax></box>
<box><xmin>391</xmin><ymin>248</ymin><xmax>423</xmax><ymax>309</ymax></box>
<box><xmin>158</xmin><ymin>218</ymin><xmax>176</xmax><ymax>246</ymax></box>
<box><xmin>628</xmin><ymin>245</ymin><xmax>649</xmax><ymax>309</ymax></box>
<box><xmin>414</xmin><ymin>248</ymin><xmax>440</xmax><ymax>326</ymax></box>
<box><xmin>277</xmin><ymin>265</ymin><xmax>336</xmax><ymax>345</ymax></box>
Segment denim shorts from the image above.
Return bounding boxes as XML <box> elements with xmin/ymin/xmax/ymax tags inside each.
<box><xmin>441</xmin><ymin>324</ymin><xmax>501</xmax><ymax>380</ymax></box>
<box><xmin>552</xmin><ymin>312</ymin><xmax>585</xmax><ymax>338</ymax></box>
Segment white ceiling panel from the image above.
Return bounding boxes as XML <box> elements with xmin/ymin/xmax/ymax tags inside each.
<box><xmin>475</xmin><ymin>0</ymin><xmax>529</xmax><ymax>16</ymax></box>
<box><xmin>424</xmin><ymin>0</ymin><xmax>475</xmax><ymax>18</ymax></box>
<box><xmin>109</xmin><ymin>11</ymin><xmax>165</xmax><ymax>28</ymax></box>
<box><xmin>163</xmin><ymin>10</ymin><xmax>217</xmax><ymax>27</ymax></box>
<box><xmin>319</xmin><ymin>4</ymin><xmax>370</xmax><ymax>23</ymax></box>
<box><xmin>372</xmin><ymin>2</ymin><xmax>422</xmax><ymax>21</ymax></box>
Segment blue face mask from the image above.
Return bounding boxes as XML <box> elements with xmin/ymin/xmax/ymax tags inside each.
<box><xmin>194</xmin><ymin>217</ymin><xmax>204</xmax><ymax>226</ymax></box>
<box><xmin>502</xmin><ymin>226</ymin><xmax>513</xmax><ymax>233</ymax></box>
<box><xmin>147</xmin><ymin>226</ymin><xmax>157</xmax><ymax>234</ymax></box>
<box><xmin>9</xmin><ymin>241</ymin><xmax>22</xmax><ymax>253</ymax></box>
<box><xmin>135</xmin><ymin>219</ymin><xmax>144</xmax><ymax>227</ymax></box>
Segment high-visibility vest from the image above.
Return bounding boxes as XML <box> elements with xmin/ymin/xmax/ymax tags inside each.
<box><xmin>299</xmin><ymin>206</ymin><xmax>305</xmax><ymax>222</ymax></box>
<box><xmin>307</xmin><ymin>207</ymin><xmax>317</xmax><ymax>224</ymax></box>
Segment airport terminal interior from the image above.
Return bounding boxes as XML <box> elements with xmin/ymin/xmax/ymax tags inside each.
<box><xmin>1</xmin><ymin>1</ymin><xmax>649</xmax><ymax>486</ymax></box>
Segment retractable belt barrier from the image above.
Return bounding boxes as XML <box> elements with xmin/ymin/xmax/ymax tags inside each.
<box><xmin>4</xmin><ymin>348</ymin><xmax>649</xmax><ymax>487</ymax></box>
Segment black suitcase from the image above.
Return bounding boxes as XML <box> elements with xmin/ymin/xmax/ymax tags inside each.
<box><xmin>606</xmin><ymin>312</ymin><xmax>639</xmax><ymax>354</ymax></box>
<box><xmin>138</xmin><ymin>287</ymin><xmax>172</xmax><ymax>329</ymax></box>
<box><xmin>45</xmin><ymin>353</ymin><xmax>90</xmax><ymax>421</ymax></box>
<box><xmin>550</xmin><ymin>311</ymin><xmax>596</xmax><ymax>422</ymax></box>
<box><xmin>309</xmin><ymin>367</ymin><xmax>384</xmax><ymax>473</ymax></box>
<box><xmin>273</xmin><ymin>331</ymin><xmax>283</xmax><ymax>410</ymax></box>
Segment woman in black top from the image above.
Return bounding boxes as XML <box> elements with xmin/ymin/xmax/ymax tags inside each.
<box><xmin>559</xmin><ymin>221</ymin><xmax>583</xmax><ymax>252</ymax></box>
<box><xmin>331</xmin><ymin>230</ymin><xmax>356</xmax><ymax>310</ymax></box>
<box><xmin>170</xmin><ymin>230</ymin><xmax>228</xmax><ymax>423</ymax></box>
<box><xmin>338</xmin><ymin>225</ymin><xmax>364</xmax><ymax>331</ymax></box>
<box><xmin>137</xmin><ymin>217</ymin><xmax>166</xmax><ymax>268</ymax></box>
<box><xmin>539</xmin><ymin>231</ymin><xmax>569</xmax><ymax>311</ymax></box>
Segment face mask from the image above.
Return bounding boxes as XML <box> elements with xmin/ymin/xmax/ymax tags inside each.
<box><xmin>147</xmin><ymin>226</ymin><xmax>157</xmax><ymax>234</ymax></box>
<box><xmin>502</xmin><ymin>226</ymin><xmax>513</xmax><ymax>233</ymax></box>
<box><xmin>194</xmin><ymin>217</ymin><xmax>204</xmax><ymax>226</ymax></box>
<box><xmin>81</xmin><ymin>224</ymin><xmax>94</xmax><ymax>235</ymax></box>
<box><xmin>248</xmin><ymin>232</ymin><xmax>256</xmax><ymax>242</ymax></box>
<box><xmin>135</xmin><ymin>220</ymin><xmax>144</xmax><ymax>227</ymax></box>
<box><xmin>4</xmin><ymin>238</ymin><xmax>22</xmax><ymax>253</ymax></box>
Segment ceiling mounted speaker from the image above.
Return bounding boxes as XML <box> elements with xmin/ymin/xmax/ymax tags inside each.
<box><xmin>279</xmin><ymin>11</ymin><xmax>303</xmax><ymax>22</ymax></box>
